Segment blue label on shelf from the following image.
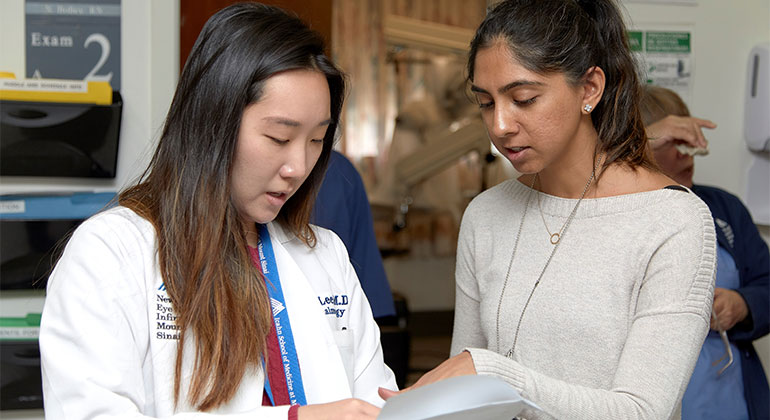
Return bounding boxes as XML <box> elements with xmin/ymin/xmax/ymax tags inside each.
<box><xmin>0</xmin><ymin>192</ymin><xmax>116</xmax><ymax>220</ymax></box>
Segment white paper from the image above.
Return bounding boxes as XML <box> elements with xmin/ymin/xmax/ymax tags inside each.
<box><xmin>377</xmin><ymin>375</ymin><xmax>540</xmax><ymax>420</ymax></box>
<box><xmin>674</xmin><ymin>144</ymin><xmax>709</xmax><ymax>156</ymax></box>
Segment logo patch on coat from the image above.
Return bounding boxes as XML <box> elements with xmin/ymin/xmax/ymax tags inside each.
<box><xmin>715</xmin><ymin>218</ymin><xmax>735</xmax><ymax>248</ymax></box>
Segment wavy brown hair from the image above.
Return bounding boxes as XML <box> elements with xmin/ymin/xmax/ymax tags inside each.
<box><xmin>468</xmin><ymin>0</ymin><xmax>656</xmax><ymax>171</ymax></box>
<box><xmin>119</xmin><ymin>2</ymin><xmax>346</xmax><ymax>410</ymax></box>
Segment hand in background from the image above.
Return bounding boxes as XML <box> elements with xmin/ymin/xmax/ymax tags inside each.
<box><xmin>298</xmin><ymin>398</ymin><xmax>380</xmax><ymax>420</ymax></box>
<box><xmin>710</xmin><ymin>287</ymin><xmax>750</xmax><ymax>331</ymax></box>
<box><xmin>378</xmin><ymin>351</ymin><xmax>476</xmax><ymax>401</ymax></box>
<box><xmin>646</xmin><ymin>115</ymin><xmax>716</xmax><ymax>150</ymax></box>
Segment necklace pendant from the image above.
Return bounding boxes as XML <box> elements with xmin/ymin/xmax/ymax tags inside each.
<box><xmin>505</xmin><ymin>348</ymin><xmax>514</xmax><ymax>359</ymax></box>
<box><xmin>550</xmin><ymin>233</ymin><xmax>560</xmax><ymax>244</ymax></box>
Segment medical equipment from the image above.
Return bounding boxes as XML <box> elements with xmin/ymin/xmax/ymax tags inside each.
<box><xmin>711</xmin><ymin>310</ymin><xmax>734</xmax><ymax>377</ymax></box>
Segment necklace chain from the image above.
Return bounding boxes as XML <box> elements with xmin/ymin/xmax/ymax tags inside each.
<box><xmin>495</xmin><ymin>154</ymin><xmax>602</xmax><ymax>358</ymax></box>
<box><xmin>536</xmin><ymin>168</ymin><xmax>596</xmax><ymax>244</ymax></box>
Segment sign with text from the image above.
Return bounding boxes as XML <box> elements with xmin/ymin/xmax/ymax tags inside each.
<box><xmin>25</xmin><ymin>0</ymin><xmax>121</xmax><ymax>91</ymax></box>
<box><xmin>629</xmin><ymin>28</ymin><xmax>693</xmax><ymax>104</ymax></box>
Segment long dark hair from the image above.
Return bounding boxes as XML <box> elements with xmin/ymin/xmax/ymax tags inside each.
<box><xmin>468</xmin><ymin>0</ymin><xmax>655</xmax><ymax>170</ymax></box>
<box><xmin>119</xmin><ymin>2</ymin><xmax>346</xmax><ymax>410</ymax></box>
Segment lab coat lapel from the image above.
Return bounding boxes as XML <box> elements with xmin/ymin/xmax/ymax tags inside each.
<box><xmin>267</xmin><ymin>223</ymin><xmax>352</xmax><ymax>404</ymax></box>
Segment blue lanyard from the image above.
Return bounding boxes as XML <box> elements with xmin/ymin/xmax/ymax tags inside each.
<box><xmin>256</xmin><ymin>223</ymin><xmax>307</xmax><ymax>406</ymax></box>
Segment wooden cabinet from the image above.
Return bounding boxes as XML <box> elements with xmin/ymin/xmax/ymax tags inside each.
<box><xmin>180</xmin><ymin>0</ymin><xmax>332</xmax><ymax>71</ymax></box>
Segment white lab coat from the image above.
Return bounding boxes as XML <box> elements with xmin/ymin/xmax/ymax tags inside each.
<box><xmin>40</xmin><ymin>206</ymin><xmax>396</xmax><ymax>419</ymax></box>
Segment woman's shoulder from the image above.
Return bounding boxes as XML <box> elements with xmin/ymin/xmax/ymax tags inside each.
<box><xmin>597</xmin><ymin>166</ymin><xmax>710</xmax><ymax>217</ymax></box>
<box><xmin>49</xmin><ymin>206</ymin><xmax>159</xmax><ymax>297</ymax></box>
<box><xmin>597</xmin><ymin>165</ymin><xmax>676</xmax><ymax>195</ymax></box>
<box><xmin>80</xmin><ymin>205</ymin><xmax>151</xmax><ymax>231</ymax></box>
<box><xmin>71</xmin><ymin>205</ymin><xmax>156</xmax><ymax>251</ymax></box>
<box><xmin>309</xmin><ymin>224</ymin><xmax>348</xmax><ymax>256</ymax></box>
<box><xmin>272</xmin><ymin>222</ymin><xmax>347</xmax><ymax>258</ymax></box>
<box><xmin>616</xmin><ymin>185</ymin><xmax>713</xmax><ymax>234</ymax></box>
<box><xmin>648</xmin><ymin>190</ymin><xmax>714</xmax><ymax>241</ymax></box>
<box><xmin>620</xmin><ymin>185</ymin><xmax>716</xmax><ymax>261</ymax></box>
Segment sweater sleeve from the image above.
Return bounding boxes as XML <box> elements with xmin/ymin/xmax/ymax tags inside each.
<box><xmin>467</xmin><ymin>198</ymin><xmax>717</xmax><ymax>420</ymax></box>
<box><xmin>450</xmin><ymin>208</ymin><xmax>487</xmax><ymax>356</ymax></box>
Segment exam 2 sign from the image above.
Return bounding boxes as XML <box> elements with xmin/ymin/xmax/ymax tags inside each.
<box><xmin>25</xmin><ymin>0</ymin><xmax>121</xmax><ymax>90</ymax></box>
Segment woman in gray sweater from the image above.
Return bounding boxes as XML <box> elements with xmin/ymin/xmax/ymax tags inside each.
<box><xmin>381</xmin><ymin>1</ymin><xmax>717</xmax><ymax>419</ymax></box>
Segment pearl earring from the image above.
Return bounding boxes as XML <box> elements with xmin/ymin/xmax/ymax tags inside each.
<box><xmin>583</xmin><ymin>104</ymin><xmax>593</xmax><ymax>112</ymax></box>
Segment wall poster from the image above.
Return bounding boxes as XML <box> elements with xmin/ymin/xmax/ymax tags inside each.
<box><xmin>629</xmin><ymin>27</ymin><xmax>693</xmax><ymax>104</ymax></box>
<box><xmin>25</xmin><ymin>0</ymin><xmax>121</xmax><ymax>91</ymax></box>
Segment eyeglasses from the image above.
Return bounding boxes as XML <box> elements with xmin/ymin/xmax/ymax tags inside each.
<box><xmin>711</xmin><ymin>310</ymin><xmax>733</xmax><ymax>376</ymax></box>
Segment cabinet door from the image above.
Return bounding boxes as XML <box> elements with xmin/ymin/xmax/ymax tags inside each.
<box><xmin>180</xmin><ymin>0</ymin><xmax>332</xmax><ymax>72</ymax></box>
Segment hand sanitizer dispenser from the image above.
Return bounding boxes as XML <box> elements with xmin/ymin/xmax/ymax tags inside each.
<box><xmin>744</xmin><ymin>43</ymin><xmax>770</xmax><ymax>225</ymax></box>
<box><xmin>745</xmin><ymin>44</ymin><xmax>769</xmax><ymax>152</ymax></box>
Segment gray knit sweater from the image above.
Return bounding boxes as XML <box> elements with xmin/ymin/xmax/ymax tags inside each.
<box><xmin>451</xmin><ymin>179</ymin><xmax>716</xmax><ymax>420</ymax></box>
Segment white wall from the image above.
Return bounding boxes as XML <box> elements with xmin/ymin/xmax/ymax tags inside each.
<box><xmin>0</xmin><ymin>0</ymin><xmax>179</xmax><ymax>195</ymax></box>
<box><xmin>0</xmin><ymin>2</ymin><xmax>178</xmax><ymax>418</ymax></box>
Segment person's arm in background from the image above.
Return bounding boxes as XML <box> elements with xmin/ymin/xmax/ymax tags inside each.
<box><xmin>645</xmin><ymin>115</ymin><xmax>715</xmax><ymax>151</ymax></box>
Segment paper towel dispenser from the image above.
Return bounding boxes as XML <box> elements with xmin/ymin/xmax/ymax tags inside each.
<box><xmin>0</xmin><ymin>91</ymin><xmax>122</xmax><ymax>178</ymax></box>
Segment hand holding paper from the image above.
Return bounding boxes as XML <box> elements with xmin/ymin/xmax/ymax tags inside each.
<box><xmin>646</xmin><ymin>114</ymin><xmax>715</xmax><ymax>154</ymax></box>
<box><xmin>387</xmin><ymin>350</ymin><xmax>477</xmax><ymax>397</ymax></box>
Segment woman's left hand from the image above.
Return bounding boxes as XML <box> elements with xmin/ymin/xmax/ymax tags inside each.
<box><xmin>378</xmin><ymin>351</ymin><xmax>477</xmax><ymax>401</ymax></box>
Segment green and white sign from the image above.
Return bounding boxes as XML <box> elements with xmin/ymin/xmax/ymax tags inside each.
<box><xmin>629</xmin><ymin>28</ymin><xmax>692</xmax><ymax>103</ymax></box>
<box><xmin>0</xmin><ymin>314</ymin><xmax>41</xmax><ymax>341</ymax></box>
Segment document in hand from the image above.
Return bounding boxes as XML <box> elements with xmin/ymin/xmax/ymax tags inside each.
<box><xmin>377</xmin><ymin>375</ymin><xmax>540</xmax><ymax>420</ymax></box>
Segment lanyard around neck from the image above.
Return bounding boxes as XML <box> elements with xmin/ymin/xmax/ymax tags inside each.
<box><xmin>254</xmin><ymin>223</ymin><xmax>307</xmax><ymax>406</ymax></box>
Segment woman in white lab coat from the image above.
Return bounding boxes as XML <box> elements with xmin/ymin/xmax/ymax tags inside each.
<box><xmin>39</xmin><ymin>3</ymin><xmax>396</xmax><ymax>419</ymax></box>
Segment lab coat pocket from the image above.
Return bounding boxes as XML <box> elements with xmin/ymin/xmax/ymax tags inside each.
<box><xmin>332</xmin><ymin>329</ymin><xmax>355</xmax><ymax>387</ymax></box>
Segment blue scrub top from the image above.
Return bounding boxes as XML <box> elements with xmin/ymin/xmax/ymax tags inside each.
<box><xmin>682</xmin><ymin>245</ymin><xmax>749</xmax><ymax>420</ymax></box>
<box><xmin>312</xmin><ymin>151</ymin><xmax>396</xmax><ymax>318</ymax></box>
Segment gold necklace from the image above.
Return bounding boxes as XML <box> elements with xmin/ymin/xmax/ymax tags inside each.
<box><xmin>535</xmin><ymin>161</ymin><xmax>599</xmax><ymax>244</ymax></box>
<box><xmin>495</xmin><ymin>153</ymin><xmax>602</xmax><ymax>358</ymax></box>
